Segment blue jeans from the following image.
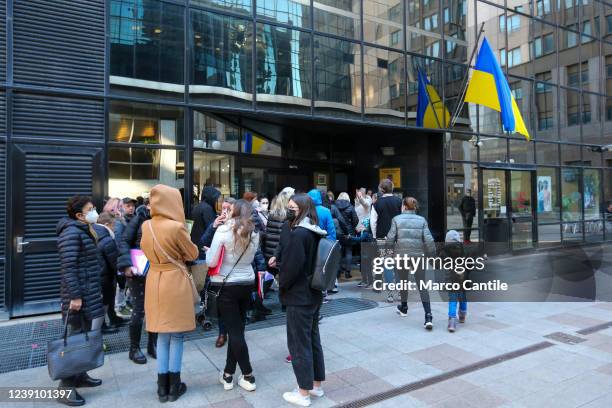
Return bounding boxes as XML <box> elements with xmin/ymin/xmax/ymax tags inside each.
<box><xmin>157</xmin><ymin>332</ymin><xmax>185</xmax><ymax>374</ymax></box>
<box><xmin>448</xmin><ymin>292</ymin><xmax>467</xmax><ymax>317</ymax></box>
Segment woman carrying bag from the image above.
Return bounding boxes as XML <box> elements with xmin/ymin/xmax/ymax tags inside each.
<box><xmin>206</xmin><ymin>199</ymin><xmax>260</xmax><ymax>392</ymax></box>
<box><xmin>140</xmin><ymin>185</ymin><xmax>199</xmax><ymax>402</ymax></box>
<box><xmin>55</xmin><ymin>196</ymin><xmax>105</xmax><ymax>407</ymax></box>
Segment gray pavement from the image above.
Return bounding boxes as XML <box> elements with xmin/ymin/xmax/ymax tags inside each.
<box><xmin>1</xmin><ymin>285</ymin><xmax>612</xmax><ymax>407</ymax></box>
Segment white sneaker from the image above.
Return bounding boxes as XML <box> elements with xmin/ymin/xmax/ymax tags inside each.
<box><xmin>283</xmin><ymin>389</ymin><xmax>312</xmax><ymax>407</ymax></box>
<box><xmin>238</xmin><ymin>375</ymin><xmax>256</xmax><ymax>391</ymax></box>
<box><xmin>219</xmin><ymin>372</ymin><xmax>233</xmax><ymax>390</ymax></box>
<box><xmin>309</xmin><ymin>386</ymin><xmax>324</xmax><ymax>398</ymax></box>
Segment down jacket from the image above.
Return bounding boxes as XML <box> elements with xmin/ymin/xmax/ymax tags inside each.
<box><xmin>262</xmin><ymin>213</ymin><xmax>285</xmax><ymax>261</ymax></box>
<box><xmin>56</xmin><ymin>218</ymin><xmax>104</xmax><ymax>320</ymax></box>
<box><xmin>386</xmin><ymin>210</ymin><xmax>436</xmax><ymax>257</ymax></box>
<box><xmin>117</xmin><ymin>205</ymin><xmax>150</xmax><ymax>272</ymax></box>
<box><xmin>93</xmin><ymin>224</ymin><xmax>119</xmax><ymax>281</ymax></box>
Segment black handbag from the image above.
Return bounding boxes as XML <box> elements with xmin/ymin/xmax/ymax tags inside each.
<box><xmin>47</xmin><ymin>311</ymin><xmax>104</xmax><ymax>381</ymax></box>
<box><xmin>204</xmin><ymin>236</ymin><xmax>252</xmax><ymax>320</ymax></box>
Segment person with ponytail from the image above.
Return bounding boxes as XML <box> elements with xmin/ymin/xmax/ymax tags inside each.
<box><xmin>206</xmin><ymin>199</ymin><xmax>260</xmax><ymax>392</ymax></box>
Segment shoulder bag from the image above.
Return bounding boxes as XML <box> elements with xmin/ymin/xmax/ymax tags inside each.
<box><xmin>204</xmin><ymin>235</ymin><xmax>252</xmax><ymax>319</ymax></box>
<box><xmin>47</xmin><ymin>311</ymin><xmax>104</xmax><ymax>381</ymax></box>
<box><xmin>147</xmin><ymin>221</ymin><xmax>200</xmax><ymax>305</ymax></box>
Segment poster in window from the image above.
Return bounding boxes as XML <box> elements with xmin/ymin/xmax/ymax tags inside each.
<box><xmin>379</xmin><ymin>167</ymin><xmax>401</xmax><ymax>188</ymax></box>
<box><xmin>537</xmin><ymin>176</ymin><xmax>552</xmax><ymax>212</ymax></box>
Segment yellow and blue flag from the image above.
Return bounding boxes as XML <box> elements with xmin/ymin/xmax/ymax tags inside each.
<box><xmin>416</xmin><ymin>68</ymin><xmax>450</xmax><ymax>128</ymax></box>
<box><xmin>464</xmin><ymin>37</ymin><xmax>530</xmax><ymax>140</ymax></box>
<box><xmin>243</xmin><ymin>132</ymin><xmax>265</xmax><ymax>154</ymax></box>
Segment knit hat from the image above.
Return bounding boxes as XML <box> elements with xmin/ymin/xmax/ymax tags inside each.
<box><xmin>445</xmin><ymin>230</ymin><xmax>462</xmax><ymax>243</ymax></box>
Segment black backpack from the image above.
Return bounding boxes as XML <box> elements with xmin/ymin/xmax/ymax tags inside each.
<box><xmin>310</xmin><ymin>238</ymin><xmax>342</xmax><ymax>291</ymax></box>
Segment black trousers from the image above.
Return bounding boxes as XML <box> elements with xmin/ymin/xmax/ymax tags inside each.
<box><xmin>217</xmin><ymin>284</ymin><xmax>253</xmax><ymax>375</ymax></box>
<box><xmin>286</xmin><ymin>303</ymin><xmax>325</xmax><ymax>390</ymax></box>
<box><xmin>101</xmin><ymin>273</ymin><xmax>116</xmax><ymax>310</ymax></box>
<box><xmin>127</xmin><ymin>277</ymin><xmax>145</xmax><ymax>328</ymax></box>
<box><xmin>397</xmin><ymin>268</ymin><xmax>431</xmax><ymax>315</ymax></box>
<box><xmin>462</xmin><ymin>213</ymin><xmax>474</xmax><ymax>240</ymax></box>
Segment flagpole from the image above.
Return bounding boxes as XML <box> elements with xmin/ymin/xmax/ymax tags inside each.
<box><xmin>449</xmin><ymin>22</ymin><xmax>485</xmax><ymax>129</ymax></box>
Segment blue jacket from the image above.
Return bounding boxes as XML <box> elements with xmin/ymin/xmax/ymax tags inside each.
<box><xmin>307</xmin><ymin>189</ymin><xmax>336</xmax><ymax>241</ymax></box>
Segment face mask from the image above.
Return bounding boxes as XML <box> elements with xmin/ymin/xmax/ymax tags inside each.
<box><xmin>286</xmin><ymin>208</ymin><xmax>296</xmax><ymax>221</ymax></box>
<box><xmin>85</xmin><ymin>209</ymin><xmax>99</xmax><ymax>224</ymax></box>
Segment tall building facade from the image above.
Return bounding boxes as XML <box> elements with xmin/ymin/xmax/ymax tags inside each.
<box><xmin>0</xmin><ymin>0</ymin><xmax>610</xmax><ymax>317</ymax></box>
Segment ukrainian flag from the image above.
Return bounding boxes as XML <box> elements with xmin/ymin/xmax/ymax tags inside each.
<box><xmin>416</xmin><ymin>68</ymin><xmax>450</xmax><ymax>128</ymax></box>
<box><xmin>243</xmin><ymin>132</ymin><xmax>265</xmax><ymax>154</ymax></box>
<box><xmin>464</xmin><ymin>38</ymin><xmax>530</xmax><ymax>140</ymax></box>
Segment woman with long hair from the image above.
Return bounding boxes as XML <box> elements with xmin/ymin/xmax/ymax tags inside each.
<box><xmin>277</xmin><ymin>193</ymin><xmax>327</xmax><ymax>407</ymax></box>
<box><xmin>140</xmin><ymin>185</ymin><xmax>199</xmax><ymax>402</ymax></box>
<box><xmin>264</xmin><ymin>187</ymin><xmax>295</xmax><ymax>273</ymax></box>
<box><xmin>206</xmin><ymin>199</ymin><xmax>260</xmax><ymax>392</ymax></box>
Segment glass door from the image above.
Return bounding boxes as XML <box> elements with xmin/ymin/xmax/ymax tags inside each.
<box><xmin>509</xmin><ymin>170</ymin><xmax>534</xmax><ymax>250</ymax></box>
<box><xmin>482</xmin><ymin>169</ymin><xmax>509</xmax><ymax>252</ymax></box>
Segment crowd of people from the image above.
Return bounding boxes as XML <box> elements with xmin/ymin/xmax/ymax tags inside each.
<box><xmin>55</xmin><ymin>179</ymin><xmax>472</xmax><ymax>407</ymax></box>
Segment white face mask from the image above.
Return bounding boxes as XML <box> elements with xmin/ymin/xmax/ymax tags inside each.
<box><xmin>85</xmin><ymin>209</ymin><xmax>99</xmax><ymax>224</ymax></box>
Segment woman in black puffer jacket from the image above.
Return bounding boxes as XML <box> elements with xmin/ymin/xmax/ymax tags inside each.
<box><xmin>117</xmin><ymin>202</ymin><xmax>156</xmax><ymax>364</ymax></box>
<box><xmin>262</xmin><ymin>187</ymin><xmax>294</xmax><ymax>274</ymax></box>
<box><xmin>56</xmin><ymin>196</ymin><xmax>105</xmax><ymax>406</ymax></box>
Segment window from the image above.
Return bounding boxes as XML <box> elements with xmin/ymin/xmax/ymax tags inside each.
<box><xmin>504</xmin><ymin>47</ymin><xmax>521</xmax><ymax>67</ymax></box>
<box><xmin>501</xmin><ymin>14</ymin><xmax>521</xmax><ymax>32</ymax></box>
<box><xmin>444</xmin><ymin>7</ymin><xmax>450</xmax><ymax>24</ymax></box>
<box><xmin>534</xmin><ymin>33</ymin><xmax>554</xmax><ymax>57</ymax></box>
<box><xmin>536</xmin><ymin>0</ymin><xmax>551</xmax><ymax>16</ymax></box>
<box><xmin>500</xmin><ymin>49</ymin><xmax>506</xmax><ymax>66</ymax></box>
<box><xmin>391</xmin><ymin>30</ymin><xmax>401</xmax><ymax>46</ymax></box>
<box><xmin>567</xmin><ymin>62</ymin><xmax>588</xmax><ymax>89</ymax></box>
<box><xmin>256</xmin><ymin>0</ymin><xmax>311</xmax><ymax>28</ymax></box>
<box><xmin>566</xmin><ymin>27</ymin><xmax>578</xmax><ymax>47</ymax></box>
<box><xmin>109</xmin><ymin>101</ymin><xmax>184</xmax><ymax>145</ymax></box>
<box><xmin>110</xmin><ymin>0</ymin><xmax>185</xmax><ymax>85</ymax></box>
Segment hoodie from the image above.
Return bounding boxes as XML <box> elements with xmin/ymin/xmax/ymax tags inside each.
<box><xmin>279</xmin><ymin>217</ymin><xmax>327</xmax><ymax>306</ymax></box>
<box><xmin>191</xmin><ymin>186</ymin><xmax>221</xmax><ymax>250</ymax></box>
<box><xmin>307</xmin><ymin>189</ymin><xmax>336</xmax><ymax>241</ymax></box>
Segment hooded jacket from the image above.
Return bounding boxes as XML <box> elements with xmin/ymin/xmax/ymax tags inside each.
<box><xmin>333</xmin><ymin>199</ymin><xmax>358</xmax><ymax>238</ymax></box>
<box><xmin>191</xmin><ymin>186</ymin><xmax>221</xmax><ymax>246</ymax></box>
<box><xmin>279</xmin><ymin>217</ymin><xmax>327</xmax><ymax>306</ymax></box>
<box><xmin>307</xmin><ymin>189</ymin><xmax>336</xmax><ymax>241</ymax></box>
<box><xmin>56</xmin><ymin>217</ymin><xmax>104</xmax><ymax>320</ymax></box>
<box><xmin>117</xmin><ymin>205</ymin><xmax>150</xmax><ymax>272</ymax></box>
<box><xmin>440</xmin><ymin>230</ymin><xmax>469</xmax><ymax>289</ymax></box>
<box><xmin>93</xmin><ymin>224</ymin><xmax>119</xmax><ymax>283</ymax></box>
<box><xmin>141</xmin><ymin>184</ymin><xmax>199</xmax><ymax>333</ymax></box>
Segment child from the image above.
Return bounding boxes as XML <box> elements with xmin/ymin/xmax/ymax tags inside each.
<box><xmin>442</xmin><ymin>230</ymin><xmax>469</xmax><ymax>332</ymax></box>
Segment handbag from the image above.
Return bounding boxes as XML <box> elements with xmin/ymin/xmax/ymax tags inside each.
<box><xmin>207</xmin><ymin>245</ymin><xmax>225</xmax><ymax>277</ymax></box>
<box><xmin>147</xmin><ymin>221</ymin><xmax>200</xmax><ymax>305</ymax></box>
<box><xmin>47</xmin><ymin>311</ymin><xmax>104</xmax><ymax>381</ymax></box>
<box><xmin>191</xmin><ymin>261</ymin><xmax>209</xmax><ymax>293</ymax></box>
<box><xmin>204</xmin><ymin>236</ymin><xmax>252</xmax><ymax>319</ymax></box>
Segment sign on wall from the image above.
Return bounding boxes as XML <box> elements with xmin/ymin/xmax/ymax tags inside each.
<box><xmin>379</xmin><ymin>167</ymin><xmax>401</xmax><ymax>188</ymax></box>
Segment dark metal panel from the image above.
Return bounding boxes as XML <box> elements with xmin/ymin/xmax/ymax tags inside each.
<box><xmin>13</xmin><ymin>93</ymin><xmax>104</xmax><ymax>141</ymax></box>
<box><xmin>0</xmin><ymin>90</ymin><xmax>5</xmax><ymax>135</ymax></box>
<box><xmin>12</xmin><ymin>0</ymin><xmax>104</xmax><ymax>92</ymax></box>
<box><xmin>0</xmin><ymin>0</ymin><xmax>5</xmax><ymax>83</ymax></box>
<box><xmin>0</xmin><ymin>143</ymin><xmax>5</xmax><ymax>310</ymax></box>
<box><xmin>10</xmin><ymin>144</ymin><xmax>103</xmax><ymax>316</ymax></box>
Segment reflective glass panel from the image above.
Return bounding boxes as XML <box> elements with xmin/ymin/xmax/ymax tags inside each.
<box><xmin>193</xmin><ymin>111</ymin><xmax>240</xmax><ymax>152</ymax></box>
<box><xmin>313</xmin><ymin>35</ymin><xmax>362</xmax><ymax>119</ymax></box>
<box><xmin>256</xmin><ymin>0</ymin><xmax>312</xmax><ymax>28</ymax></box>
<box><xmin>583</xmin><ymin>168</ymin><xmax>601</xmax><ymax>220</ymax></box>
<box><xmin>364</xmin><ymin>46</ymin><xmax>405</xmax><ymax>124</ymax></box>
<box><xmin>446</xmin><ymin>161</ymin><xmax>479</xmax><ymax>232</ymax></box>
<box><xmin>561</xmin><ymin>167</ymin><xmax>582</xmax><ymax>221</ymax></box>
<box><xmin>192</xmin><ymin>0</ymin><xmax>252</xmax><ymax>15</ymax></box>
<box><xmin>191</xmin><ymin>10</ymin><xmax>254</xmax><ymax>107</ymax></box>
<box><xmin>256</xmin><ymin>24</ymin><xmax>312</xmax><ymax>114</ymax></box>
<box><xmin>363</xmin><ymin>0</ymin><xmax>403</xmax><ymax>49</ymax></box>
<box><xmin>109</xmin><ymin>101</ymin><xmax>184</xmax><ymax>145</ymax></box>
<box><xmin>313</xmin><ymin>0</ymin><xmax>360</xmax><ymax>40</ymax></box>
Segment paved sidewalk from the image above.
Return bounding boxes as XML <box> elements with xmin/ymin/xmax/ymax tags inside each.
<box><xmin>1</xmin><ymin>282</ymin><xmax>612</xmax><ymax>408</ymax></box>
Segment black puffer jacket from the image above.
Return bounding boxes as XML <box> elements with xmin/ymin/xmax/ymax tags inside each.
<box><xmin>93</xmin><ymin>224</ymin><xmax>119</xmax><ymax>282</ymax></box>
<box><xmin>262</xmin><ymin>213</ymin><xmax>285</xmax><ymax>261</ymax></box>
<box><xmin>56</xmin><ymin>218</ymin><xmax>104</xmax><ymax>320</ymax></box>
<box><xmin>335</xmin><ymin>200</ymin><xmax>358</xmax><ymax>235</ymax></box>
<box><xmin>191</xmin><ymin>187</ymin><xmax>220</xmax><ymax>245</ymax></box>
<box><xmin>117</xmin><ymin>205</ymin><xmax>150</xmax><ymax>272</ymax></box>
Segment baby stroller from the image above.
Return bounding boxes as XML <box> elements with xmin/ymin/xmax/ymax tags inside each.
<box><xmin>195</xmin><ymin>279</ymin><xmax>216</xmax><ymax>331</ymax></box>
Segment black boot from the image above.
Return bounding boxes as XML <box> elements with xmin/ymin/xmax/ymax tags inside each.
<box><xmin>57</xmin><ymin>377</ymin><xmax>85</xmax><ymax>406</ymax></box>
<box><xmin>74</xmin><ymin>372</ymin><xmax>102</xmax><ymax>388</ymax></box>
<box><xmin>129</xmin><ymin>324</ymin><xmax>147</xmax><ymax>364</ymax></box>
<box><xmin>168</xmin><ymin>372</ymin><xmax>187</xmax><ymax>402</ymax></box>
<box><xmin>157</xmin><ymin>373</ymin><xmax>169</xmax><ymax>403</ymax></box>
<box><xmin>101</xmin><ymin>322</ymin><xmax>118</xmax><ymax>334</ymax></box>
<box><xmin>147</xmin><ymin>332</ymin><xmax>157</xmax><ymax>359</ymax></box>
<box><xmin>108</xmin><ymin>306</ymin><xmax>127</xmax><ymax>326</ymax></box>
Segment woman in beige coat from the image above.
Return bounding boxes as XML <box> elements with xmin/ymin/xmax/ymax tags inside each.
<box><xmin>140</xmin><ymin>184</ymin><xmax>198</xmax><ymax>403</ymax></box>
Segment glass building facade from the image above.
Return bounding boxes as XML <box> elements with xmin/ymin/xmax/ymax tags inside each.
<box><xmin>108</xmin><ymin>0</ymin><xmax>612</xmax><ymax>248</ymax></box>
<box><xmin>0</xmin><ymin>0</ymin><xmax>611</xmax><ymax>317</ymax></box>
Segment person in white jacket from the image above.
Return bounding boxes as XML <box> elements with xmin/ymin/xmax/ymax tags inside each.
<box><xmin>206</xmin><ymin>199</ymin><xmax>260</xmax><ymax>392</ymax></box>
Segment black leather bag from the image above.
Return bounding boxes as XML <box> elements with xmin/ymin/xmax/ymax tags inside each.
<box><xmin>47</xmin><ymin>311</ymin><xmax>104</xmax><ymax>381</ymax></box>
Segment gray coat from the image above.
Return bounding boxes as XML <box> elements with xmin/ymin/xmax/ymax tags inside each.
<box><xmin>386</xmin><ymin>210</ymin><xmax>436</xmax><ymax>256</ymax></box>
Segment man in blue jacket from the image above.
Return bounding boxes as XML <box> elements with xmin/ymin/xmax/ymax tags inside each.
<box><xmin>307</xmin><ymin>189</ymin><xmax>336</xmax><ymax>240</ymax></box>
